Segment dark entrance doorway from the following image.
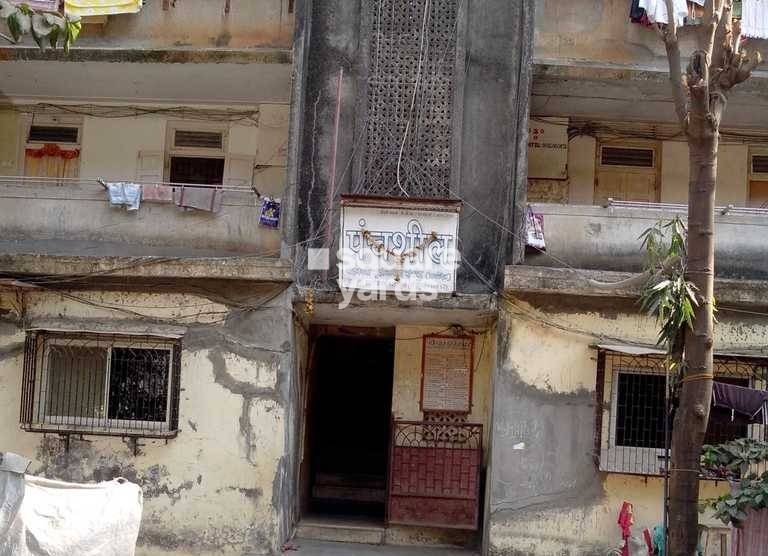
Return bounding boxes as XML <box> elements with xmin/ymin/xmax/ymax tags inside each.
<box><xmin>306</xmin><ymin>332</ymin><xmax>395</xmax><ymax>520</ymax></box>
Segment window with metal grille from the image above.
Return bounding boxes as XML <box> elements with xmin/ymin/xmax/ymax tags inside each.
<box><xmin>28</xmin><ymin>125</ymin><xmax>79</xmax><ymax>144</ymax></box>
<box><xmin>751</xmin><ymin>155</ymin><xmax>768</xmax><ymax>175</ymax></box>
<box><xmin>174</xmin><ymin>130</ymin><xmax>224</xmax><ymax>150</ymax></box>
<box><xmin>600</xmin><ymin>146</ymin><xmax>655</xmax><ymax>168</ymax></box>
<box><xmin>20</xmin><ymin>332</ymin><xmax>182</xmax><ymax>438</ymax></box>
<box><xmin>359</xmin><ymin>0</ymin><xmax>460</xmax><ymax>198</ymax></box>
<box><xmin>597</xmin><ymin>351</ymin><xmax>766</xmax><ymax>475</ymax></box>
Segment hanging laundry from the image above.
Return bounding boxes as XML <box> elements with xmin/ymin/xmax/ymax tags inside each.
<box><xmin>259</xmin><ymin>197</ymin><xmax>281</xmax><ymax>228</ymax></box>
<box><xmin>107</xmin><ymin>182</ymin><xmax>141</xmax><ymax>211</ymax></box>
<box><xmin>638</xmin><ymin>0</ymin><xmax>688</xmax><ymax>26</ymax></box>
<box><xmin>630</xmin><ymin>0</ymin><xmax>648</xmax><ymax>23</ymax></box>
<box><xmin>8</xmin><ymin>0</ymin><xmax>59</xmax><ymax>10</ymax></box>
<box><xmin>741</xmin><ymin>0</ymin><xmax>768</xmax><ymax>38</ymax></box>
<box><xmin>712</xmin><ymin>381</ymin><xmax>768</xmax><ymax>424</ymax></box>
<box><xmin>64</xmin><ymin>0</ymin><xmax>142</xmax><ymax>16</ymax></box>
<box><xmin>525</xmin><ymin>205</ymin><xmax>546</xmax><ymax>252</ymax></box>
<box><xmin>141</xmin><ymin>184</ymin><xmax>173</xmax><ymax>203</ymax></box>
<box><xmin>173</xmin><ymin>185</ymin><xmax>223</xmax><ymax>213</ymax></box>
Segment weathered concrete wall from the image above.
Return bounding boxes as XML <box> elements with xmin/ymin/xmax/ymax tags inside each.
<box><xmin>533</xmin><ymin>0</ymin><xmax>768</xmax><ymax>71</ymax></box>
<box><xmin>0</xmin><ymin>284</ymin><xmax>296</xmax><ymax>555</ymax></box>
<box><xmin>291</xmin><ymin>0</ymin><xmax>535</xmax><ymax>292</ymax></box>
<box><xmin>524</xmin><ymin>203</ymin><xmax>768</xmax><ymax>280</ymax></box>
<box><xmin>487</xmin><ymin>294</ymin><xmax>766</xmax><ymax>555</ymax></box>
<box><xmin>0</xmin><ymin>104</ymin><xmax>288</xmax><ymax>256</ymax></box>
<box><xmin>391</xmin><ymin>325</ymin><xmax>494</xmax><ymax>454</ymax></box>
<box><xmin>6</xmin><ymin>0</ymin><xmax>294</xmax><ymax>50</ymax></box>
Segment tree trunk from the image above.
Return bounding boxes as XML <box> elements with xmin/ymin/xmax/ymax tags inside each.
<box><xmin>668</xmin><ymin>134</ymin><xmax>717</xmax><ymax>556</ymax></box>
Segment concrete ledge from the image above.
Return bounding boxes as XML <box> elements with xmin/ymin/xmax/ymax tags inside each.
<box><xmin>505</xmin><ymin>265</ymin><xmax>768</xmax><ymax>307</ymax></box>
<box><xmin>0</xmin><ymin>253</ymin><xmax>293</xmax><ymax>282</ymax></box>
<box><xmin>0</xmin><ymin>46</ymin><xmax>292</xmax><ymax>65</ymax></box>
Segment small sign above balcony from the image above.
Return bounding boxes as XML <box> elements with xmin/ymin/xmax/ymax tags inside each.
<box><xmin>528</xmin><ymin>117</ymin><xmax>568</xmax><ymax>180</ymax></box>
<box><xmin>339</xmin><ymin>196</ymin><xmax>461</xmax><ymax>295</ymax></box>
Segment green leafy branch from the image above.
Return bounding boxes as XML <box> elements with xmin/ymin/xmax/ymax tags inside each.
<box><xmin>0</xmin><ymin>1</ymin><xmax>81</xmax><ymax>52</ymax></box>
<box><xmin>638</xmin><ymin>217</ymin><xmax>700</xmax><ymax>349</ymax></box>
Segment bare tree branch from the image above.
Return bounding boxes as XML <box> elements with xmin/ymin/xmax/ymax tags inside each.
<box><xmin>656</xmin><ymin>0</ymin><xmax>689</xmax><ymax>127</ymax></box>
<box><xmin>711</xmin><ymin>0</ymin><xmax>732</xmax><ymax>71</ymax></box>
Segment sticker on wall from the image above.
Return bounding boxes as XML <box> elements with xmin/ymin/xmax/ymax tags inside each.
<box><xmin>259</xmin><ymin>196</ymin><xmax>281</xmax><ymax>228</ymax></box>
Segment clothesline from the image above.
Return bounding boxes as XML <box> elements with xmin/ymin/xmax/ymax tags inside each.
<box><xmin>0</xmin><ymin>176</ymin><xmax>259</xmax><ymax>195</ymax></box>
<box><xmin>95</xmin><ymin>178</ymin><xmax>261</xmax><ymax>196</ymax></box>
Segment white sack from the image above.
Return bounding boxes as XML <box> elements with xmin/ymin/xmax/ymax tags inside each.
<box><xmin>0</xmin><ymin>473</ymin><xmax>143</xmax><ymax>556</ymax></box>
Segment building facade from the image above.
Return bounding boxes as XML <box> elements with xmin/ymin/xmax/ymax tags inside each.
<box><xmin>490</xmin><ymin>0</ymin><xmax>768</xmax><ymax>554</ymax></box>
<box><xmin>3</xmin><ymin>0</ymin><xmax>767</xmax><ymax>555</ymax></box>
<box><xmin>0</xmin><ymin>2</ymin><xmax>297</xmax><ymax>555</ymax></box>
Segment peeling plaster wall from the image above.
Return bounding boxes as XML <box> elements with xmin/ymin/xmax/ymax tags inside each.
<box><xmin>0</xmin><ymin>286</ymin><xmax>295</xmax><ymax>556</ymax></box>
<box><xmin>392</xmin><ymin>325</ymin><xmax>494</xmax><ymax>455</ymax></box>
<box><xmin>10</xmin><ymin>0</ymin><xmax>294</xmax><ymax>50</ymax></box>
<box><xmin>487</xmin><ymin>296</ymin><xmax>766</xmax><ymax>555</ymax></box>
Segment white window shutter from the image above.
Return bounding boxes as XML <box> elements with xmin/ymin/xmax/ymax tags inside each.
<box><xmin>225</xmin><ymin>154</ymin><xmax>255</xmax><ymax>186</ymax></box>
<box><xmin>136</xmin><ymin>150</ymin><xmax>165</xmax><ymax>183</ymax></box>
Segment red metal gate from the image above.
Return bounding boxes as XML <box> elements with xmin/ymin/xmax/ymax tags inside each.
<box><xmin>387</xmin><ymin>420</ymin><xmax>482</xmax><ymax>530</ymax></box>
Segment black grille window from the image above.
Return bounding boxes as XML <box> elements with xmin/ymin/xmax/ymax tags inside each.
<box><xmin>28</xmin><ymin>125</ymin><xmax>79</xmax><ymax>144</ymax></box>
<box><xmin>600</xmin><ymin>147</ymin><xmax>654</xmax><ymax>168</ymax></box>
<box><xmin>752</xmin><ymin>155</ymin><xmax>768</xmax><ymax>174</ymax></box>
<box><xmin>615</xmin><ymin>372</ymin><xmax>750</xmax><ymax>449</ymax></box>
<box><xmin>21</xmin><ymin>332</ymin><xmax>181</xmax><ymax>437</ymax></box>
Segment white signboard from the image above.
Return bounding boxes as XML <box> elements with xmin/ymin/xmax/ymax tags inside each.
<box><xmin>339</xmin><ymin>197</ymin><xmax>461</xmax><ymax>294</ymax></box>
<box><xmin>527</xmin><ymin>117</ymin><xmax>568</xmax><ymax>180</ymax></box>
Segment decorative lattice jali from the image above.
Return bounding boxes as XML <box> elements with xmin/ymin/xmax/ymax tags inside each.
<box><xmin>360</xmin><ymin>0</ymin><xmax>458</xmax><ymax>198</ymax></box>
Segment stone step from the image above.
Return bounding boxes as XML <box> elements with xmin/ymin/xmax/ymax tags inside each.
<box><xmin>296</xmin><ymin>519</ymin><xmax>386</xmax><ymax>545</ymax></box>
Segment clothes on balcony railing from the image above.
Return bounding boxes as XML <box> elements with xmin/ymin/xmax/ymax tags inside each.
<box><xmin>742</xmin><ymin>0</ymin><xmax>768</xmax><ymax>38</ymax></box>
<box><xmin>107</xmin><ymin>182</ymin><xmax>141</xmax><ymax>211</ymax></box>
<box><xmin>525</xmin><ymin>204</ymin><xmax>546</xmax><ymax>251</ymax></box>
<box><xmin>8</xmin><ymin>0</ymin><xmax>60</xmax><ymax>10</ymax></box>
<box><xmin>64</xmin><ymin>0</ymin><xmax>142</xmax><ymax>16</ymax></box>
<box><xmin>259</xmin><ymin>197</ymin><xmax>281</xmax><ymax>228</ymax></box>
<box><xmin>173</xmin><ymin>185</ymin><xmax>223</xmax><ymax>213</ymax></box>
<box><xmin>141</xmin><ymin>184</ymin><xmax>173</xmax><ymax>203</ymax></box>
<box><xmin>712</xmin><ymin>381</ymin><xmax>768</xmax><ymax>425</ymax></box>
<box><xmin>637</xmin><ymin>0</ymin><xmax>688</xmax><ymax>26</ymax></box>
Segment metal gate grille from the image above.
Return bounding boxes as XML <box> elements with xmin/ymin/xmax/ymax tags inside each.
<box><xmin>360</xmin><ymin>0</ymin><xmax>459</xmax><ymax>198</ymax></box>
<box><xmin>388</xmin><ymin>420</ymin><xmax>482</xmax><ymax>530</ymax></box>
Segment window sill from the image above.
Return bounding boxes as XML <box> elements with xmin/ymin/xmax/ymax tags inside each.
<box><xmin>21</xmin><ymin>424</ymin><xmax>179</xmax><ymax>440</ymax></box>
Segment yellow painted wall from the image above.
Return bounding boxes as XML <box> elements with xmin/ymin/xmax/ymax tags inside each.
<box><xmin>391</xmin><ymin>325</ymin><xmax>494</xmax><ymax>455</ymax></box>
<box><xmin>0</xmin><ymin>287</ymin><xmax>290</xmax><ymax>556</ymax></box>
<box><xmin>529</xmin><ymin>126</ymin><xmax>754</xmax><ymax>207</ymax></box>
<box><xmin>491</xmin><ymin>296</ymin><xmax>768</xmax><ymax>554</ymax></box>
<box><xmin>7</xmin><ymin>103</ymin><xmax>289</xmax><ymax>186</ymax></box>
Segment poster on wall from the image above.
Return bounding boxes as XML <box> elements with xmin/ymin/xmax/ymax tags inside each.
<box><xmin>420</xmin><ymin>335</ymin><xmax>474</xmax><ymax>413</ymax></box>
<box><xmin>527</xmin><ymin>117</ymin><xmax>569</xmax><ymax>180</ymax></box>
<box><xmin>339</xmin><ymin>196</ymin><xmax>461</xmax><ymax>294</ymax></box>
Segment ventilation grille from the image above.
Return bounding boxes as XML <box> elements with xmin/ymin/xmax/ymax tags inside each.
<box><xmin>600</xmin><ymin>147</ymin><xmax>654</xmax><ymax>168</ymax></box>
<box><xmin>174</xmin><ymin>130</ymin><xmax>223</xmax><ymax>150</ymax></box>
<box><xmin>359</xmin><ymin>0</ymin><xmax>458</xmax><ymax>198</ymax></box>
<box><xmin>28</xmin><ymin>125</ymin><xmax>79</xmax><ymax>144</ymax></box>
<box><xmin>752</xmin><ymin>155</ymin><xmax>768</xmax><ymax>174</ymax></box>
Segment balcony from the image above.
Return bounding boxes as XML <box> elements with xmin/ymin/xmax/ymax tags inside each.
<box><xmin>0</xmin><ymin>176</ymin><xmax>290</xmax><ymax>282</ymax></box>
<box><xmin>524</xmin><ymin>201</ymin><xmax>768</xmax><ymax>281</ymax></box>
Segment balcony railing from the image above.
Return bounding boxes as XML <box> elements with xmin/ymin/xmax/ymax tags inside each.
<box><xmin>0</xmin><ymin>176</ymin><xmax>279</xmax><ymax>258</ymax></box>
<box><xmin>525</xmin><ymin>201</ymin><xmax>768</xmax><ymax>280</ymax></box>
